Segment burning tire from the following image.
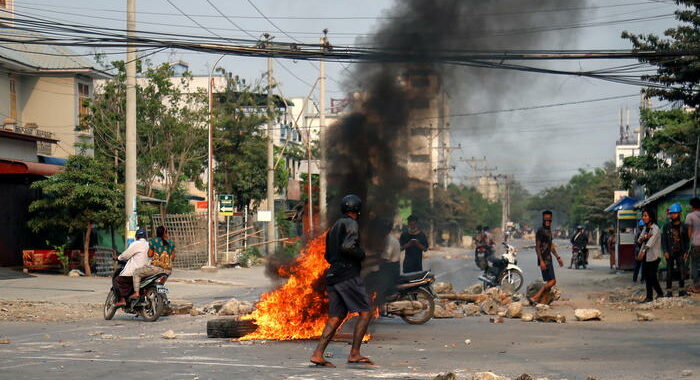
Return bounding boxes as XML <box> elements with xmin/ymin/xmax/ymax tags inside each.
<box><xmin>207</xmin><ymin>318</ymin><xmax>258</xmax><ymax>338</ymax></box>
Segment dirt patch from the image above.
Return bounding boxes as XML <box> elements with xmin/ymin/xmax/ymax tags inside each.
<box><xmin>586</xmin><ymin>288</ymin><xmax>700</xmax><ymax>322</ymax></box>
<box><xmin>0</xmin><ymin>299</ymin><xmax>101</xmax><ymax>322</ymax></box>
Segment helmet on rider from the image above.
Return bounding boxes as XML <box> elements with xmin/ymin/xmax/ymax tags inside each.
<box><xmin>135</xmin><ymin>228</ymin><xmax>147</xmax><ymax>239</ymax></box>
<box><xmin>669</xmin><ymin>203</ymin><xmax>682</xmax><ymax>213</ymax></box>
<box><xmin>340</xmin><ymin>194</ymin><xmax>362</xmax><ymax>214</ymax></box>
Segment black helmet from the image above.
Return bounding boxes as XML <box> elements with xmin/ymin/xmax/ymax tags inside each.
<box><xmin>135</xmin><ymin>228</ymin><xmax>147</xmax><ymax>239</ymax></box>
<box><xmin>340</xmin><ymin>194</ymin><xmax>362</xmax><ymax>214</ymax></box>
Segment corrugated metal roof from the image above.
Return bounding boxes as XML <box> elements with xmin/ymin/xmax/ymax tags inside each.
<box><xmin>0</xmin><ymin>28</ymin><xmax>108</xmax><ymax>76</ymax></box>
<box><xmin>604</xmin><ymin>196</ymin><xmax>638</xmax><ymax>212</ymax></box>
<box><xmin>634</xmin><ymin>178</ymin><xmax>694</xmax><ymax>208</ymax></box>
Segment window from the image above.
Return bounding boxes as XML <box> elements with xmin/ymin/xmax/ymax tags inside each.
<box><xmin>78</xmin><ymin>83</ymin><xmax>90</xmax><ymax>123</ymax></box>
<box><xmin>9</xmin><ymin>77</ymin><xmax>16</xmax><ymax>120</ymax></box>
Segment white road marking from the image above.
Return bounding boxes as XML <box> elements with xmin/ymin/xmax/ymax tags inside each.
<box><xmin>0</xmin><ymin>362</ymin><xmax>34</xmax><ymax>370</ymax></box>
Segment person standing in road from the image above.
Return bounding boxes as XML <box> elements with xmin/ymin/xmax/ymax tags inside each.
<box><xmin>685</xmin><ymin>197</ymin><xmax>700</xmax><ymax>293</ymax></box>
<box><xmin>600</xmin><ymin>229</ymin><xmax>608</xmax><ymax>256</ymax></box>
<box><xmin>310</xmin><ymin>194</ymin><xmax>373</xmax><ymax>368</ymax></box>
<box><xmin>607</xmin><ymin>229</ymin><xmax>617</xmax><ymax>270</ymax></box>
<box><xmin>632</xmin><ymin>219</ymin><xmax>646</xmax><ymax>283</ymax></box>
<box><xmin>639</xmin><ymin>208</ymin><xmax>664</xmax><ymax>302</ymax></box>
<box><xmin>661</xmin><ymin>203</ymin><xmax>690</xmax><ymax>296</ymax></box>
<box><xmin>531</xmin><ymin>210</ymin><xmax>564</xmax><ymax>304</ymax></box>
<box><xmin>399</xmin><ymin>215</ymin><xmax>429</xmax><ymax>273</ymax></box>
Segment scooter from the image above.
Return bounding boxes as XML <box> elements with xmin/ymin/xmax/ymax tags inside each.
<box><xmin>572</xmin><ymin>246</ymin><xmax>587</xmax><ymax>269</ymax></box>
<box><xmin>104</xmin><ymin>261</ymin><xmax>170</xmax><ymax>322</ymax></box>
<box><xmin>478</xmin><ymin>242</ymin><xmax>524</xmax><ymax>294</ymax></box>
<box><xmin>382</xmin><ymin>270</ymin><xmax>437</xmax><ymax>325</ymax></box>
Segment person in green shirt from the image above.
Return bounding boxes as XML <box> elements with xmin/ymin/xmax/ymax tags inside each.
<box><xmin>148</xmin><ymin>226</ymin><xmax>176</xmax><ymax>272</ymax></box>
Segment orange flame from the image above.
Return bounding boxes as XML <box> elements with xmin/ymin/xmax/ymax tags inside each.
<box><xmin>240</xmin><ymin>234</ymin><xmax>331</xmax><ymax>340</ymax></box>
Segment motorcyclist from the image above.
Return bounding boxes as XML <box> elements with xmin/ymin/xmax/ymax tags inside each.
<box><xmin>113</xmin><ymin>229</ymin><xmax>149</xmax><ymax>306</ymax></box>
<box><xmin>570</xmin><ymin>225</ymin><xmax>589</xmax><ymax>268</ymax></box>
<box><xmin>483</xmin><ymin>225</ymin><xmax>496</xmax><ymax>259</ymax></box>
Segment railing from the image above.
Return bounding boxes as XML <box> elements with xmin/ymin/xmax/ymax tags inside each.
<box><xmin>9</xmin><ymin>124</ymin><xmax>55</xmax><ymax>155</ymax></box>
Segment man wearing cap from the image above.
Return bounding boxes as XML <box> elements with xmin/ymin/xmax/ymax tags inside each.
<box><xmin>661</xmin><ymin>203</ymin><xmax>689</xmax><ymax>296</ymax></box>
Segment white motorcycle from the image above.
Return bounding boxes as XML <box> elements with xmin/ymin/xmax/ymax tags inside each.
<box><xmin>478</xmin><ymin>242</ymin><xmax>524</xmax><ymax>294</ymax></box>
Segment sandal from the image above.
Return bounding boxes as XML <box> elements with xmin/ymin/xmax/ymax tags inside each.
<box><xmin>310</xmin><ymin>360</ymin><xmax>336</xmax><ymax>368</ymax></box>
<box><xmin>347</xmin><ymin>357</ymin><xmax>374</xmax><ymax>365</ymax></box>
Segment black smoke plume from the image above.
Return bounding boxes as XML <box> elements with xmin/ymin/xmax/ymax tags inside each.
<box><xmin>326</xmin><ymin>0</ymin><xmax>588</xmax><ymax>267</ymax></box>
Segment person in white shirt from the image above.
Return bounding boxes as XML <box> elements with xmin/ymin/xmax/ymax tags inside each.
<box><xmin>685</xmin><ymin>197</ymin><xmax>700</xmax><ymax>292</ymax></box>
<box><xmin>638</xmin><ymin>209</ymin><xmax>664</xmax><ymax>303</ymax></box>
<box><xmin>114</xmin><ymin>229</ymin><xmax>150</xmax><ymax>306</ymax></box>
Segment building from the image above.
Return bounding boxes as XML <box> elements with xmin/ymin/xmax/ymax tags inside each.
<box><xmin>0</xmin><ymin>15</ymin><xmax>111</xmax><ymax>158</ymax></box>
<box><xmin>476</xmin><ymin>175</ymin><xmax>500</xmax><ymax>202</ymax></box>
<box><xmin>402</xmin><ymin>68</ymin><xmax>452</xmax><ymax>190</ymax></box>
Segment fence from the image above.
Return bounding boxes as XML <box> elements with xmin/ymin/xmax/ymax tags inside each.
<box><xmin>151</xmin><ymin>213</ymin><xmax>208</xmax><ymax>269</ymax></box>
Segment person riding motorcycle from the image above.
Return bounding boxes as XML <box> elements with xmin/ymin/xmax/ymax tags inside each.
<box><xmin>570</xmin><ymin>225</ymin><xmax>589</xmax><ymax>268</ymax></box>
<box><xmin>113</xmin><ymin>229</ymin><xmax>150</xmax><ymax>306</ymax></box>
<box><xmin>482</xmin><ymin>225</ymin><xmax>496</xmax><ymax>259</ymax></box>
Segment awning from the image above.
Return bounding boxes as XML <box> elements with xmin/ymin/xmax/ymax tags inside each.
<box><xmin>634</xmin><ymin>178</ymin><xmax>694</xmax><ymax>209</ymax></box>
<box><xmin>604</xmin><ymin>196</ymin><xmax>638</xmax><ymax>212</ymax></box>
<box><xmin>0</xmin><ymin>159</ymin><xmax>63</xmax><ymax>176</ymax></box>
<box><xmin>138</xmin><ymin>195</ymin><xmax>166</xmax><ymax>204</ymax></box>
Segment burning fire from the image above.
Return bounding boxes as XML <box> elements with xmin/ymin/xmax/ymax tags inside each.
<box><xmin>240</xmin><ymin>234</ymin><xmax>331</xmax><ymax>340</ymax></box>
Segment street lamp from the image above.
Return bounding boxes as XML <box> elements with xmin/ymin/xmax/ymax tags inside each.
<box><xmin>203</xmin><ymin>55</ymin><xmax>225</xmax><ymax>272</ymax></box>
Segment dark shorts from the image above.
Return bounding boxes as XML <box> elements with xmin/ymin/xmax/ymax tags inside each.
<box><xmin>328</xmin><ymin>277</ymin><xmax>370</xmax><ymax>318</ymax></box>
<box><xmin>540</xmin><ymin>260</ymin><xmax>556</xmax><ymax>282</ymax></box>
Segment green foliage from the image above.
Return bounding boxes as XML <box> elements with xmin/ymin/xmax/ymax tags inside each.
<box><xmin>47</xmin><ymin>240</ymin><xmax>70</xmax><ymax>275</ymax></box>
<box><xmin>620</xmin><ymin>108</ymin><xmax>698</xmax><ymax>194</ymax></box>
<box><xmin>239</xmin><ymin>246</ymin><xmax>262</xmax><ymax>267</ymax></box>
<box><xmin>429</xmin><ymin>184</ymin><xmax>501</xmax><ymax>233</ymax></box>
<box><xmin>82</xmin><ymin>59</ymin><xmax>208</xmax><ymax>211</ymax></box>
<box><xmin>213</xmin><ymin>71</ymin><xmax>289</xmax><ymax>211</ymax></box>
<box><xmin>28</xmin><ymin>155</ymin><xmax>123</xmax><ymax>274</ymax></box>
<box><xmin>621</xmin><ymin>1</ymin><xmax>700</xmax><ymax>194</ymax></box>
<box><xmin>528</xmin><ymin>162</ymin><xmax>619</xmax><ymax>229</ymax></box>
<box><xmin>622</xmin><ymin>1</ymin><xmax>700</xmax><ymax>110</ymax></box>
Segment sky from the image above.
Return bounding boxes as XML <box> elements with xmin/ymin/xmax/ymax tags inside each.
<box><xmin>14</xmin><ymin>0</ymin><xmax>681</xmax><ymax>192</ymax></box>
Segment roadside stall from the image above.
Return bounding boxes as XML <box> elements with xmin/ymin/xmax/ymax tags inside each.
<box><xmin>605</xmin><ymin>196</ymin><xmax>639</xmax><ymax>270</ymax></box>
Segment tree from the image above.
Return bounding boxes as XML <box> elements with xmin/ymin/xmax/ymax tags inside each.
<box><xmin>213</xmin><ymin>72</ymin><xmax>289</xmax><ymax>212</ymax></box>
<box><xmin>82</xmin><ymin>60</ymin><xmax>208</xmax><ymax>212</ymax></box>
<box><xmin>28</xmin><ymin>155</ymin><xmax>123</xmax><ymax>276</ymax></box>
<box><xmin>621</xmin><ymin>1</ymin><xmax>700</xmax><ymax>193</ymax></box>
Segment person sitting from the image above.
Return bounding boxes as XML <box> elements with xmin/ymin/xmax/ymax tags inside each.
<box><xmin>114</xmin><ymin>229</ymin><xmax>150</xmax><ymax>306</ymax></box>
<box><xmin>570</xmin><ymin>225</ymin><xmax>589</xmax><ymax>268</ymax></box>
<box><xmin>148</xmin><ymin>226</ymin><xmax>176</xmax><ymax>274</ymax></box>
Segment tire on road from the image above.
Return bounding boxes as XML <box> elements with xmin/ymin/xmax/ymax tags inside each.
<box><xmin>207</xmin><ymin>318</ymin><xmax>258</xmax><ymax>338</ymax></box>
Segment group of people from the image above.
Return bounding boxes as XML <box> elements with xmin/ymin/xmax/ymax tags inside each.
<box><xmin>633</xmin><ymin>198</ymin><xmax>700</xmax><ymax>300</ymax></box>
<box><xmin>112</xmin><ymin>226</ymin><xmax>176</xmax><ymax>306</ymax></box>
<box><xmin>310</xmin><ymin>195</ymin><xmax>429</xmax><ymax>368</ymax></box>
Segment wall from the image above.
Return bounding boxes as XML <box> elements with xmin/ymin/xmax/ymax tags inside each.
<box><xmin>0</xmin><ymin>72</ymin><xmax>10</xmax><ymax>120</ymax></box>
<box><xmin>19</xmin><ymin>75</ymin><xmax>80</xmax><ymax>158</ymax></box>
<box><xmin>0</xmin><ymin>138</ymin><xmax>37</xmax><ymax>162</ymax></box>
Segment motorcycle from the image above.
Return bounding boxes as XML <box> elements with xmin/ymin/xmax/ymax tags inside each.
<box><xmin>382</xmin><ymin>270</ymin><xmax>437</xmax><ymax>325</ymax></box>
<box><xmin>478</xmin><ymin>242</ymin><xmax>524</xmax><ymax>294</ymax></box>
<box><xmin>572</xmin><ymin>246</ymin><xmax>587</xmax><ymax>269</ymax></box>
<box><xmin>104</xmin><ymin>261</ymin><xmax>170</xmax><ymax>322</ymax></box>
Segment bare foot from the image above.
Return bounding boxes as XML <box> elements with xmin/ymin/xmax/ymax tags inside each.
<box><xmin>347</xmin><ymin>355</ymin><xmax>374</xmax><ymax>365</ymax></box>
<box><xmin>310</xmin><ymin>353</ymin><xmax>335</xmax><ymax>368</ymax></box>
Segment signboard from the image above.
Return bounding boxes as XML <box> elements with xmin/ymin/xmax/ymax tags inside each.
<box><xmin>219</xmin><ymin>194</ymin><xmax>234</xmax><ymax>216</ymax></box>
<box><xmin>617</xmin><ymin>210</ymin><xmax>638</xmax><ymax>220</ymax></box>
<box><xmin>196</xmin><ymin>201</ymin><xmax>208</xmax><ymax>210</ymax></box>
<box><xmin>257</xmin><ymin>210</ymin><xmax>272</xmax><ymax>222</ymax></box>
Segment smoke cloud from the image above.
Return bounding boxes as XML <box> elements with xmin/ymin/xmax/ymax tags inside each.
<box><xmin>326</xmin><ymin>0</ymin><xmax>589</xmax><ymax>253</ymax></box>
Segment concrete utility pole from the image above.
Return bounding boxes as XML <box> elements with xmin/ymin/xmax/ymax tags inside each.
<box><xmin>203</xmin><ymin>55</ymin><xmax>225</xmax><ymax>272</ymax></box>
<box><xmin>124</xmin><ymin>0</ymin><xmax>137</xmax><ymax>244</ymax></box>
<box><xmin>318</xmin><ymin>31</ymin><xmax>329</xmax><ymax>228</ymax></box>
<box><xmin>266</xmin><ymin>57</ymin><xmax>276</xmax><ymax>253</ymax></box>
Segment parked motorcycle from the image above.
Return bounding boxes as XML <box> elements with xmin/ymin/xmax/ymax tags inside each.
<box><xmin>478</xmin><ymin>242</ymin><xmax>524</xmax><ymax>294</ymax></box>
<box><xmin>104</xmin><ymin>261</ymin><xmax>170</xmax><ymax>322</ymax></box>
<box><xmin>572</xmin><ymin>246</ymin><xmax>587</xmax><ymax>269</ymax></box>
<box><xmin>382</xmin><ymin>270</ymin><xmax>437</xmax><ymax>325</ymax></box>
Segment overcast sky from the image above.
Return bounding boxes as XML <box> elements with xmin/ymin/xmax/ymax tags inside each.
<box><xmin>16</xmin><ymin>0</ymin><xmax>681</xmax><ymax>192</ymax></box>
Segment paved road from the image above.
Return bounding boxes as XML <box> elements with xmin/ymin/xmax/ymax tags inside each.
<box><xmin>1</xmin><ymin>240</ymin><xmax>699</xmax><ymax>380</ymax></box>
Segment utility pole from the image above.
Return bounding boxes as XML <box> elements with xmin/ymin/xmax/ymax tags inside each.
<box><xmin>124</xmin><ymin>0</ymin><xmax>137</xmax><ymax>244</ymax></box>
<box><xmin>266</xmin><ymin>56</ymin><xmax>276</xmax><ymax>253</ymax></box>
<box><xmin>318</xmin><ymin>30</ymin><xmax>329</xmax><ymax>229</ymax></box>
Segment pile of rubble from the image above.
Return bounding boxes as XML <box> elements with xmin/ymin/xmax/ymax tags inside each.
<box><xmin>593</xmin><ymin>286</ymin><xmax>695</xmax><ymax>312</ymax></box>
<box><xmin>166</xmin><ymin>298</ymin><xmax>255</xmax><ymax>317</ymax></box>
<box><xmin>433</xmin><ymin>281</ymin><xmax>574</xmax><ymax>323</ymax></box>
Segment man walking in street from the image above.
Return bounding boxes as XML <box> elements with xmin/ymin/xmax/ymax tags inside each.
<box><xmin>530</xmin><ymin>210</ymin><xmax>564</xmax><ymax>304</ymax></box>
<box><xmin>399</xmin><ymin>215</ymin><xmax>429</xmax><ymax>273</ymax></box>
<box><xmin>661</xmin><ymin>203</ymin><xmax>690</xmax><ymax>296</ymax></box>
<box><xmin>685</xmin><ymin>197</ymin><xmax>700</xmax><ymax>293</ymax></box>
<box><xmin>310</xmin><ymin>194</ymin><xmax>373</xmax><ymax>368</ymax></box>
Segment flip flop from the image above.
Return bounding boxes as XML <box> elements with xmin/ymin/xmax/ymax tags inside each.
<box><xmin>347</xmin><ymin>357</ymin><xmax>374</xmax><ymax>365</ymax></box>
<box><xmin>310</xmin><ymin>360</ymin><xmax>336</xmax><ymax>368</ymax></box>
